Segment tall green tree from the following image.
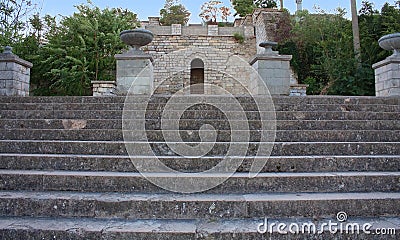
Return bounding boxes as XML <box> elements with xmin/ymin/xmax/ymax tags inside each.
<box><xmin>160</xmin><ymin>0</ymin><xmax>191</xmax><ymax>25</ymax></box>
<box><xmin>30</xmin><ymin>3</ymin><xmax>139</xmax><ymax>96</ymax></box>
<box><xmin>231</xmin><ymin>0</ymin><xmax>277</xmax><ymax>17</ymax></box>
<box><xmin>0</xmin><ymin>0</ymin><xmax>37</xmax><ymax>47</ymax></box>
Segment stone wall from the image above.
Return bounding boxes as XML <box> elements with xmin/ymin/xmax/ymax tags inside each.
<box><xmin>152</xmin><ymin>47</ymin><xmax>261</xmax><ymax>95</ymax></box>
<box><xmin>143</xmin><ymin>35</ymin><xmax>257</xmax><ymax>90</ymax></box>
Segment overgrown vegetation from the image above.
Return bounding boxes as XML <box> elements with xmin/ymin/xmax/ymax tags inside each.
<box><xmin>233</xmin><ymin>32</ymin><xmax>245</xmax><ymax>43</ymax></box>
<box><xmin>278</xmin><ymin>2</ymin><xmax>400</xmax><ymax>95</ymax></box>
<box><xmin>231</xmin><ymin>0</ymin><xmax>278</xmax><ymax>17</ymax></box>
<box><xmin>11</xmin><ymin>2</ymin><xmax>139</xmax><ymax>96</ymax></box>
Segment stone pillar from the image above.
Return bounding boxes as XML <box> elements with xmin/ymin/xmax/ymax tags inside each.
<box><xmin>116</xmin><ymin>29</ymin><xmax>154</xmax><ymax>95</ymax></box>
<box><xmin>372</xmin><ymin>58</ymin><xmax>400</xmax><ymax>96</ymax></box>
<box><xmin>0</xmin><ymin>46</ymin><xmax>33</xmax><ymax>96</ymax></box>
<box><xmin>250</xmin><ymin>42</ymin><xmax>292</xmax><ymax>95</ymax></box>
<box><xmin>372</xmin><ymin>33</ymin><xmax>400</xmax><ymax>97</ymax></box>
<box><xmin>115</xmin><ymin>53</ymin><xmax>154</xmax><ymax>95</ymax></box>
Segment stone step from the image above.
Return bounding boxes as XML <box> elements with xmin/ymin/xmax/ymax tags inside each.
<box><xmin>1</xmin><ymin>119</ymin><xmax>398</xmax><ymax>131</ymax></box>
<box><xmin>0</xmin><ymin>95</ymin><xmax>398</xmax><ymax>105</ymax></box>
<box><xmin>1</xmin><ymin>154</ymin><xmax>399</xmax><ymax>173</ymax></box>
<box><xmin>1</xmin><ymin>170</ymin><xmax>399</xmax><ymax>194</ymax></box>
<box><xmin>0</xmin><ymin>140</ymin><xmax>398</xmax><ymax>156</ymax></box>
<box><xmin>1</xmin><ymin>191</ymin><xmax>399</xmax><ymax>220</ymax></box>
<box><xmin>0</xmin><ymin>216</ymin><xmax>398</xmax><ymax>239</ymax></box>
<box><xmin>1</xmin><ymin>129</ymin><xmax>399</xmax><ymax>142</ymax></box>
<box><xmin>0</xmin><ymin>102</ymin><xmax>398</xmax><ymax>112</ymax></box>
<box><xmin>0</xmin><ymin>110</ymin><xmax>398</xmax><ymax>120</ymax></box>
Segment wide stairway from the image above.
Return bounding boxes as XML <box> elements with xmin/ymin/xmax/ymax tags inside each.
<box><xmin>0</xmin><ymin>96</ymin><xmax>399</xmax><ymax>239</ymax></box>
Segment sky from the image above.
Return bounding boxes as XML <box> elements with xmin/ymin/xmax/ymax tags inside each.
<box><xmin>38</xmin><ymin>0</ymin><xmax>393</xmax><ymax>23</ymax></box>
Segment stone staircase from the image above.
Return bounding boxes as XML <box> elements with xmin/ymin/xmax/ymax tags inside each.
<box><xmin>0</xmin><ymin>95</ymin><xmax>399</xmax><ymax>239</ymax></box>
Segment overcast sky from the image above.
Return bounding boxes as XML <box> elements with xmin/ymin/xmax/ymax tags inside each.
<box><xmin>39</xmin><ymin>0</ymin><xmax>392</xmax><ymax>23</ymax></box>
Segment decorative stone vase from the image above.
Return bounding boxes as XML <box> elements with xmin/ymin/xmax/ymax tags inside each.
<box><xmin>120</xmin><ymin>29</ymin><xmax>154</xmax><ymax>54</ymax></box>
<box><xmin>259</xmin><ymin>41</ymin><xmax>278</xmax><ymax>55</ymax></box>
<box><xmin>378</xmin><ymin>33</ymin><xmax>400</xmax><ymax>57</ymax></box>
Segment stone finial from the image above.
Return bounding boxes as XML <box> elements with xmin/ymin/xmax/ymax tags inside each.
<box><xmin>3</xmin><ymin>46</ymin><xmax>12</xmax><ymax>54</ymax></box>
<box><xmin>259</xmin><ymin>41</ymin><xmax>278</xmax><ymax>55</ymax></box>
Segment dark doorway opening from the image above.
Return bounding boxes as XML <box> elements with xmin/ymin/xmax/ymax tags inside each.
<box><xmin>190</xmin><ymin>59</ymin><xmax>204</xmax><ymax>94</ymax></box>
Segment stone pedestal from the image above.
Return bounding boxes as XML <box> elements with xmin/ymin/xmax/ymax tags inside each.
<box><xmin>92</xmin><ymin>81</ymin><xmax>116</xmax><ymax>96</ymax></box>
<box><xmin>115</xmin><ymin>53</ymin><xmax>154</xmax><ymax>95</ymax></box>
<box><xmin>250</xmin><ymin>52</ymin><xmax>292</xmax><ymax>95</ymax></box>
<box><xmin>0</xmin><ymin>47</ymin><xmax>33</xmax><ymax>96</ymax></box>
<box><xmin>372</xmin><ymin>56</ymin><xmax>400</xmax><ymax>97</ymax></box>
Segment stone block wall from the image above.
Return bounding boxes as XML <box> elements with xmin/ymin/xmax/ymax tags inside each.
<box><xmin>373</xmin><ymin>57</ymin><xmax>400</xmax><ymax>96</ymax></box>
<box><xmin>92</xmin><ymin>81</ymin><xmax>116</xmax><ymax>96</ymax></box>
<box><xmin>153</xmin><ymin>47</ymin><xmax>260</xmax><ymax>95</ymax></box>
<box><xmin>0</xmin><ymin>49</ymin><xmax>33</xmax><ymax>96</ymax></box>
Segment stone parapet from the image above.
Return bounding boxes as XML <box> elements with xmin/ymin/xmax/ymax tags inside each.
<box><xmin>290</xmin><ymin>84</ymin><xmax>309</xmax><ymax>96</ymax></box>
<box><xmin>91</xmin><ymin>81</ymin><xmax>116</xmax><ymax>96</ymax></box>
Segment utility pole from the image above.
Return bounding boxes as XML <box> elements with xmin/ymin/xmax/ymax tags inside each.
<box><xmin>350</xmin><ymin>0</ymin><xmax>361</xmax><ymax>62</ymax></box>
<box><xmin>280</xmin><ymin>0</ymin><xmax>284</xmax><ymax>10</ymax></box>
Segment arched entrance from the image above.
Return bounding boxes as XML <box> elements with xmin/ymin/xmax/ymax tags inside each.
<box><xmin>190</xmin><ymin>58</ymin><xmax>204</xmax><ymax>94</ymax></box>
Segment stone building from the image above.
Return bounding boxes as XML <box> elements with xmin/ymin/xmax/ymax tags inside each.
<box><xmin>95</xmin><ymin>8</ymin><xmax>307</xmax><ymax>96</ymax></box>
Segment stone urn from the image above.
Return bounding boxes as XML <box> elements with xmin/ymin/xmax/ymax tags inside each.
<box><xmin>378</xmin><ymin>33</ymin><xmax>400</xmax><ymax>57</ymax></box>
<box><xmin>120</xmin><ymin>29</ymin><xmax>154</xmax><ymax>54</ymax></box>
<box><xmin>259</xmin><ymin>41</ymin><xmax>278</xmax><ymax>55</ymax></box>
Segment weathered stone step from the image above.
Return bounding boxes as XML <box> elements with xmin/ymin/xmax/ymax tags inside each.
<box><xmin>1</xmin><ymin>154</ymin><xmax>399</xmax><ymax>173</ymax></box>
<box><xmin>1</xmin><ymin>170</ymin><xmax>399</xmax><ymax>194</ymax></box>
<box><xmin>0</xmin><ymin>95</ymin><xmax>398</xmax><ymax>105</ymax></box>
<box><xmin>1</xmin><ymin>129</ymin><xmax>399</xmax><ymax>142</ymax></box>
<box><xmin>1</xmin><ymin>191</ymin><xmax>399</xmax><ymax>220</ymax></box>
<box><xmin>1</xmin><ymin>140</ymin><xmax>398</xmax><ymax>156</ymax></box>
<box><xmin>0</xmin><ymin>216</ymin><xmax>398</xmax><ymax>239</ymax></box>
<box><xmin>0</xmin><ymin>110</ymin><xmax>398</xmax><ymax>120</ymax></box>
<box><xmin>1</xmin><ymin>119</ymin><xmax>398</xmax><ymax>131</ymax></box>
<box><xmin>0</xmin><ymin>102</ymin><xmax>399</xmax><ymax>112</ymax></box>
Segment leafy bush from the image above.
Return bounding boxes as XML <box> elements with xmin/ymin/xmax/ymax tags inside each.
<box><xmin>233</xmin><ymin>32</ymin><xmax>245</xmax><ymax>44</ymax></box>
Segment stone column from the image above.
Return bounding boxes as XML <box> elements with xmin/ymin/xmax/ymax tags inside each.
<box><xmin>372</xmin><ymin>33</ymin><xmax>400</xmax><ymax>97</ymax></box>
<box><xmin>0</xmin><ymin>46</ymin><xmax>33</xmax><ymax>96</ymax></box>
<box><xmin>250</xmin><ymin>42</ymin><xmax>292</xmax><ymax>95</ymax></box>
<box><xmin>115</xmin><ymin>29</ymin><xmax>154</xmax><ymax>95</ymax></box>
<box><xmin>115</xmin><ymin>53</ymin><xmax>154</xmax><ymax>95</ymax></box>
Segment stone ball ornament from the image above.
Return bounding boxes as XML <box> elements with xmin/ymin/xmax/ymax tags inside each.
<box><xmin>378</xmin><ymin>33</ymin><xmax>400</xmax><ymax>57</ymax></box>
<box><xmin>120</xmin><ymin>29</ymin><xmax>154</xmax><ymax>53</ymax></box>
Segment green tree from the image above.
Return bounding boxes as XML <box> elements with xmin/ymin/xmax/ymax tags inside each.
<box><xmin>29</xmin><ymin>2</ymin><xmax>139</xmax><ymax>96</ymax></box>
<box><xmin>160</xmin><ymin>0</ymin><xmax>191</xmax><ymax>26</ymax></box>
<box><xmin>0</xmin><ymin>0</ymin><xmax>37</xmax><ymax>47</ymax></box>
<box><xmin>231</xmin><ymin>0</ymin><xmax>277</xmax><ymax>17</ymax></box>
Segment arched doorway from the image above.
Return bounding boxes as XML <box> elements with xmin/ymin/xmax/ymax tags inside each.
<box><xmin>190</xmin><ymin>58</ymin><xmax>204</xmax><ymax>94</ymax></box>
